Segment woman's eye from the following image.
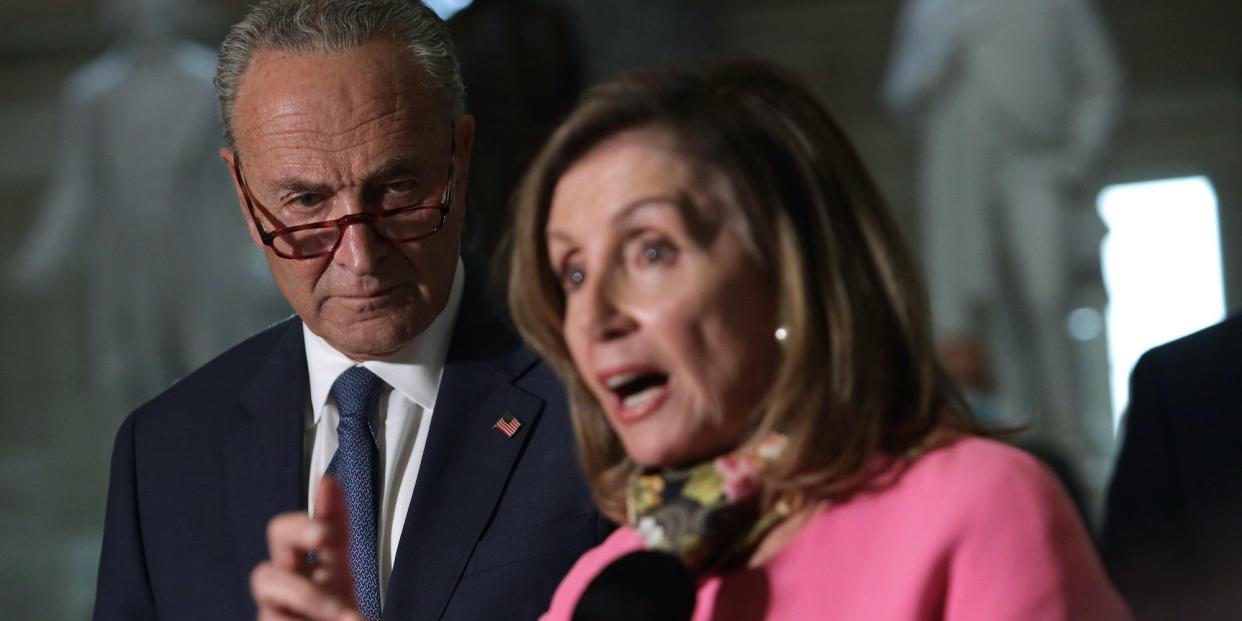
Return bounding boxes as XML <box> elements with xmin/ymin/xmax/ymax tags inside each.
<box><xmin>638</xmin><ymin>239</ymin><xmax>675</xmax><ymax>264</ymax></box>
<box><xmin>560</xmin><ymin>265</ymin><xmax>586</xmax><ymax>292</ymax></box>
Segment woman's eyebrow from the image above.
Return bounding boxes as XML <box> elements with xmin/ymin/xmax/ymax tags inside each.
<box><xmin>613</xmin><ymin>191</ymin><xmax>718</xmax><ymax>244</ymax></box>
<box><xmin>609</xmin><ymin>195</ymin><xmax>685</xmax><ymax>225</ymax></box>
<box><xmin>544</xmin><ymin>197</ymin><xmax>679</xmax><ymax>243</ymax></box>
<box><xmin>544</xmin><ymin>191</ymin><xmax>703</xmax><ymax>247</ymax></box>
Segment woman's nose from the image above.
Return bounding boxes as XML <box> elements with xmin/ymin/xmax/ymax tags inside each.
<box><xmin>578</xmin><ymin>277</ymin><xmax>637</xmax><ymax>343</ymax></box>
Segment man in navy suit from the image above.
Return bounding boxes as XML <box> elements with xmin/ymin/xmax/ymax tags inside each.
<box><xmin>1101</xmin><ymin>313</ymin><xmax>1242</xmax><ymax>618</ymax></box>
<box><xmin>92</xmin><ymin>2</ymin><xmax>607</xmax><ymax>619</ymax></box>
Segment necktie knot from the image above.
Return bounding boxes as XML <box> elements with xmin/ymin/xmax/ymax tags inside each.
<box><xmin>331</xmin><ymin>366</ymin><xmax>384</xmax><ymax>420</ymax></box>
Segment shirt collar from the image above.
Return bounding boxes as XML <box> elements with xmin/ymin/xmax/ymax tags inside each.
<box><xmin>303</xmin><ymin>257</ymin><xmax>465</xmax><ymax>427</ymax></box>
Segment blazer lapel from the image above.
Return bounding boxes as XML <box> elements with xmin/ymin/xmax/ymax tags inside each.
<box><xmin>224</xmin><ymin>318</ymin><xmax>308</xmax><ymax>579</ymax></box>
<box><xmin>383</xmin><ymin>270</ymin><xmax>545</xmax><ymax>620</ymax></box>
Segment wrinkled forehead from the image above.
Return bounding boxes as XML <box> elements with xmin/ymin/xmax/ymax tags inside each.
<box><xmin>231</xmin><ymin>41</ymin><xmax>450</xmax><ymax>159</ymax></box>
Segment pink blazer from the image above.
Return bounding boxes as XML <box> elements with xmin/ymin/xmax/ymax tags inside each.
<box><xmin>543</xmin><ymin>437</ymin><xmax>1131</xmax><ymax>620</ymax></box>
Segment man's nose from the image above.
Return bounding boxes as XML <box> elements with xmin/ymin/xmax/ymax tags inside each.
<box><xmin>332</xmin><ymin>202</ymin><xmax>389</xmax><ymax>274</ymax></box>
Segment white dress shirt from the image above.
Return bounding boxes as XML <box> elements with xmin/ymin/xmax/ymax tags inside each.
<box><xmin>302</xmin><ymin>258</ymin><xmax>465</xmax><ymax>601</ymax></box>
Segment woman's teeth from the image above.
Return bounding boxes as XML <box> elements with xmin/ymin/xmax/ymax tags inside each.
<box><xmin>622</xmin><ymin>385</ymin><xmax>664</xmax><ymax>409</ymax></box>
<box><xmin>606</xmin><ymin>373</ymin><xmax>641</xmax><ymax>390</ymax></box>
<box><xmin>604</xmin><ymin>370</ymin><xmax>669</xmax><ymax>409</ymax></box>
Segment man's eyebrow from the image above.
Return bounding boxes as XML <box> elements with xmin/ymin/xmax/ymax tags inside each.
<box><xmin>363</xmin><ymin>155</ymin><xmax>425</xmax><ymax>184</ymax></box>
<box><xmin>269</xmin><ymin>178</ymin><xmax>332</xmax><ymax>196</ymax></box>
<box><xmin>264</xmin><ymin>155</ymin><xmax>427</xmax><ymax>196</ymax></box>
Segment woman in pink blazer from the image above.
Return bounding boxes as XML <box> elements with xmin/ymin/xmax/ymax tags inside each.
<box><xmin>512</xmin><ymin>61</ymin><xmax>1130</xmax><ymax>621</ymax></box>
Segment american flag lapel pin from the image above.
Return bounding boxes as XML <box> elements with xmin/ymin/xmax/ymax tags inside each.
<box><xmin>494</xmin><ymin>414</ymin><xmax>522</xmax><ymax>438</ymax></box>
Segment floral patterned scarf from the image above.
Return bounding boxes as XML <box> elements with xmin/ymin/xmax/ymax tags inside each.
<box><xmin>625</xmin><ymin>434</ymin><xmax>792</xmax><ymax>576</ymax></box>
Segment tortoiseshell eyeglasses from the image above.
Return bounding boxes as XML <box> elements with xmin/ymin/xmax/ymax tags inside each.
<box><xmin>232</xmin><ymin>134</ymin><xmax>456</xmax><ymax>260</ymax></box>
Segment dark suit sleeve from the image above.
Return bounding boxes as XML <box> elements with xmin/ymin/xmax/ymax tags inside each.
<box><xmin>1100</xmin><ymin>351</ymin><xmax>1184</xmax><ymax>596</ymax></box>
<box><xmin>93</xmin><ymin>414</ymin><xmax>157</xmax><ymax>621</ymax></box>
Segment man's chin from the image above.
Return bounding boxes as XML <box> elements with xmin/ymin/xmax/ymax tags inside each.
<box><xmin>316</xmin><ymin>313</ymin><xmax>428</xmax><ymax>361</ymax></box>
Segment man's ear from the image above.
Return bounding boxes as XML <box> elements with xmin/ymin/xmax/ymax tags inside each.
<box><xmin>220</xmin><ymin>146</ymin><xmax>265</xmax><ymax>250</ymax></box>
<box><xmin>452</xmin><ymin>114</ymin><xmax>476</xmax><ymax>218</ymax></box>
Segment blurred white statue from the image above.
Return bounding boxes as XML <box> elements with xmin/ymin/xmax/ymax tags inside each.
<box><xmin>884</xmin><ymin>0</ymin><xmax>1122</xmax><ymax>520</ymax></box>
<box><xmin>8</xmin><ymin>0</ymin><xmax>285</xmax><ymax>408</ymax></box>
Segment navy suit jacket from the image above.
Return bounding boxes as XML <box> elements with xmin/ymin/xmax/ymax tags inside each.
<box><xmin>93</xmin><ymin>268</ymin><xmax>610</xmax><ymax>620</ymax></box>
<box><xmin>1101</xmin><ymin>313</ymin><xmax>1242</xmax><ymax>618</ymax></box>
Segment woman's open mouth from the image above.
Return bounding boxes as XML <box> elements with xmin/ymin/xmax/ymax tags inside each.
<box><xmin>601</xmin><ymin>368</ymin><xmax>670</xmax><ymax>422</ymax></box>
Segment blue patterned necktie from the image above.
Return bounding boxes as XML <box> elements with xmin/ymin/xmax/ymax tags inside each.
<box><xmin>327</xmin><ymin>366</ymin><xmax>384</xmax><ymax>620</ymax></box>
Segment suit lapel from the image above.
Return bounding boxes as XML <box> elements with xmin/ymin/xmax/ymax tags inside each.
<box><xmin>224</xmin><ymin>318</ymin><xmax>308</xmax><ymax>579</ymax></box>
<box><xmin>383</xmin><ymin>269</ymin><xmax>544</xmax><ymax>620</ymax></box>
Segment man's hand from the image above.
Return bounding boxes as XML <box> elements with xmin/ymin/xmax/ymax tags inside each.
<box><xmin>252</xmin><ymin>476</ymin><xmax>366</xmax><ymax>621</ymax></box>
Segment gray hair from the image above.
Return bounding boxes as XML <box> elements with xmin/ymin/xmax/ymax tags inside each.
<box><xmin>214</xmin><ymin>0</ymin><xmax>465</xmax><ymax>147</ymax></box>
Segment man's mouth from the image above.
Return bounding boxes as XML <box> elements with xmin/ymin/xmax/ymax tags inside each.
<box><xmin>339</xmin><ymin>284</ymin><xmax>400</xmax><ymax>299</ymax></box>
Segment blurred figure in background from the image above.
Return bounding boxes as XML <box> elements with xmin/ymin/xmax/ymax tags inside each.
<box><xmin>6</xmin><ymin>0</ymin><xmax>285</xmax><ymax>409</ymax></box>
<box><xmin>883</xmin><ymin>0</ymin><xmax>1123</xmax><ymax>524</ymax></box>
<box><xmin>1102</xmin><ymin>313</ymin><xmax>1242</xmax><ymax>618</ymax></box>
<box><xmin>450</xmin><ymin>0</ymin><xmax>584</xmax><ymax>259</ymax></box>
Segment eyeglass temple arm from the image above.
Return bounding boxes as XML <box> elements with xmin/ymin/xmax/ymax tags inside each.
<box><xmin>232</xmin><ymin>154</ymin><xmax>277</xmax><ymax>244</ymax></box>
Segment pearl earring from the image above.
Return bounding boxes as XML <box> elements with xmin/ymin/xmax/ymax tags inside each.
<box><xmin>774</xmin><ymin>326</ymin><xmax>789</xmax><ymax>343</ymax></box>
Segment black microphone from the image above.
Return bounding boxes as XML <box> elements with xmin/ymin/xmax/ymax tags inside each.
<box><xmin>572</xmin><ymin>550</ymin><xmax>697</xmax><ymax>621</ymax></box>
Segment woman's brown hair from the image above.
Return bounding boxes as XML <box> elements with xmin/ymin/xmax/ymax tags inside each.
<box><xmin>508</xmin><ymin>60</ymin><xmax>975</xmax><ymax>520</ymax></box>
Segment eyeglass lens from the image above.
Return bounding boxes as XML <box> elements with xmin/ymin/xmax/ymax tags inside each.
<box><xmin>272</xmin><ymin>207</ymin><xmax>445</xmax><ymax>258</ymax></box>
